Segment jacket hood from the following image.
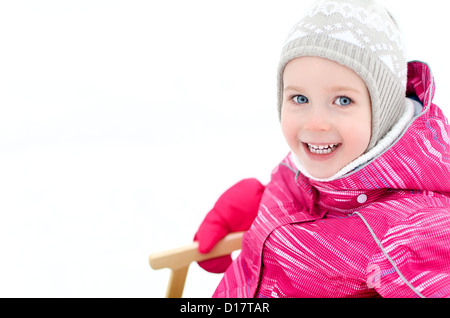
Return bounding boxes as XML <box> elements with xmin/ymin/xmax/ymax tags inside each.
<box><xmin>285</xmin><ymin>61</ymin><xmax>450</xmax><ymax>214</ymax></box>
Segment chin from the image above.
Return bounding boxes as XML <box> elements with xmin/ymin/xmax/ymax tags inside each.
<box><xmin>304</xmin><ymin>165</ymin><xmax>339</xmax><ymax>180</ymax></box>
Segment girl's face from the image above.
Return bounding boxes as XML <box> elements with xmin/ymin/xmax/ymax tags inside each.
<box><xmin>281</xmin><ymin>56</ymin><xmax>372</xmax><ymax>179</ymax></box>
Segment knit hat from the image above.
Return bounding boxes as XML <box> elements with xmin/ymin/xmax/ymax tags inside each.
<box><xmin>277</xmin><ymin>0</ymin><xmax>407</xmax><ymax>151</ymax></box>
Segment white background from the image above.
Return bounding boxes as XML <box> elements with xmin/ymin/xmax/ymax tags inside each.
<box><xmin>0</xmin><ymin>0</ymin><xmax>447</xmax><ymax>297</ymax></box>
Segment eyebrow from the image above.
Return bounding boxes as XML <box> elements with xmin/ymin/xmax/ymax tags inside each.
<box><xmin>283</xmin><ymin>85</ymin><xmax>305</xmax><ymax>92</ymax></box>
<box><xmin>329</xmin><ymin>86</ymin><xmax>363</xmax><ymax>94</ymax></box>
<box><xmin>284</xmin><ymin>85</ymin><xmax>364</xmax><ymax>95</ymax></box>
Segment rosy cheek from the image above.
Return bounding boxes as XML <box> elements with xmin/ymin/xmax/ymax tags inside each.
<box><xmin>281</xmin><ymin>119</ymin><xmax>295</xmax><ymax>141</ymax></box>
<box><xmin>282</xmin><ymin>125</ymin><xmax>302</xmax><ymax>154</ymax></box>
<box><xmin>341</xmin><ymin>126</ymin><xmax>371</xmax><ymax>157</ymax></box>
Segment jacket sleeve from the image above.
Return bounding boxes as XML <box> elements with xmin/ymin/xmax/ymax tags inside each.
<box><xmin>369</xmin><ymin>208</ymin><xmax>450</xmax><ymax>298</ymax></box>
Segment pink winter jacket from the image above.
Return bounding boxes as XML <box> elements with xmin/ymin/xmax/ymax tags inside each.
<box><xmin>213</xmin><ymin>61</ymin><xmax>450</xmax><ymax>298</ymax></box>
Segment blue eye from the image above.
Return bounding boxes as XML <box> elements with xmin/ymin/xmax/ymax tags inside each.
<box><xmin>335</xmin><ymin>96</ymin><xmax>352</xmax><ymax>106</ymax></box>
<box><xmin>293</xmin><ymin>95</ymin><xmax>309</xmax><ymax>104</ymax></box>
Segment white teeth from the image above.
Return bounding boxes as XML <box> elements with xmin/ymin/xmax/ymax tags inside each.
<box><xmin>307</xmin><ymin>143</ymin><xmax>338</xmax><ymax>155</ymax></box>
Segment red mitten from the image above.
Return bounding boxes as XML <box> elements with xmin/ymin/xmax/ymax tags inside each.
<box><xmin>194</xmin><ymin>178</ymin><xmax>265</xmax><ymax>273</ymax></box>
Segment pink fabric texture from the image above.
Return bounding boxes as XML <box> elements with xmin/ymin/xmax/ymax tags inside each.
<box><xmin>194</xmin><ymin>178</ymin><xmax>264</xmax><ymax>273</ymax></box>
<box><xmin>212</xmin><ymin>61</ymin><xmax>450</xmax><ymax>298</ymax></box>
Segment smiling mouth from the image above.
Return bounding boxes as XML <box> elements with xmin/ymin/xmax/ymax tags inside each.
<box><xmin>306</xmin><ymin>143</ymin><xmax>340</xmax><ymax>155</ymax></box>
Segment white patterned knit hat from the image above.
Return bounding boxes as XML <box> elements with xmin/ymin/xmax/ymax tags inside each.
<box><xmin>277</xmin><ymin>0</ymin><xmax>407</xmax><ymax>151</ymax></box>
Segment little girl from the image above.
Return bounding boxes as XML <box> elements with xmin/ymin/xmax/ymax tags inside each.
<box><xmin>194</xmin><ymin>0</ymin><xmax>450</xmax><ymax>298</ymax></box>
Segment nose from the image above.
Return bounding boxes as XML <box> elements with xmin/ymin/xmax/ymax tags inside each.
<box><xmin>303</xmin><ymin>104</ymin><xmax>332</xmax><ymax>132</ymax></box>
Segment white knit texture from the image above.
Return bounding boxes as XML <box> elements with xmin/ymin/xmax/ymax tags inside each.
<box><xmin>284</xmin><ymin>0</ymin><xmax>407</xmax><ymax>85</ymax></box>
